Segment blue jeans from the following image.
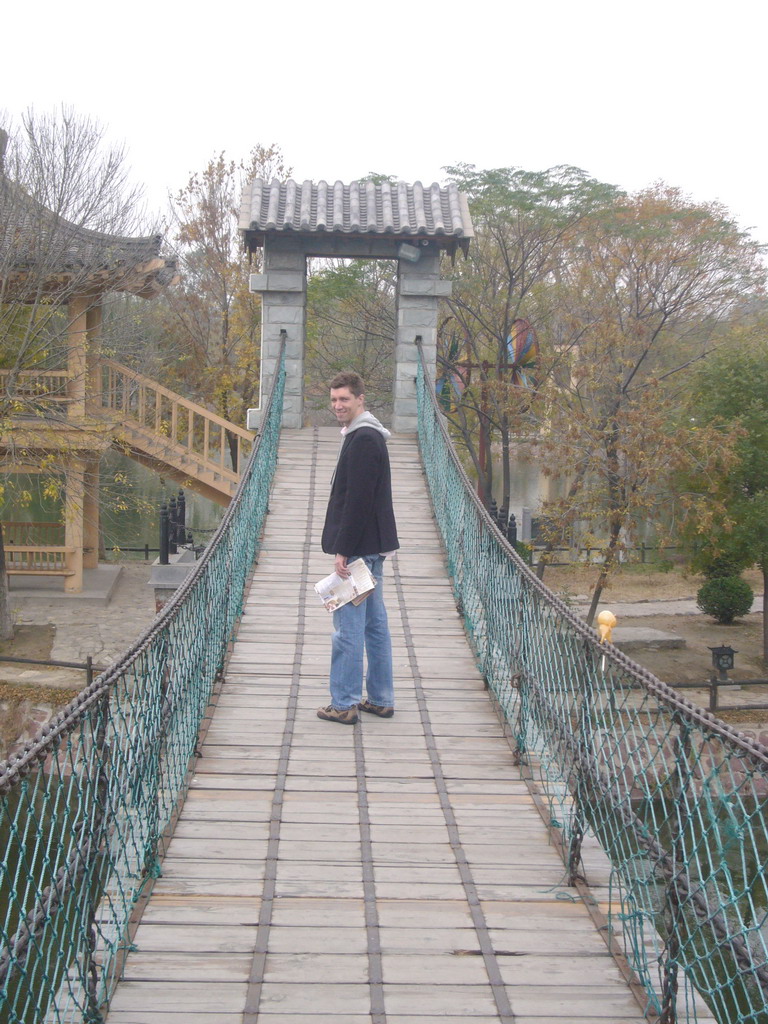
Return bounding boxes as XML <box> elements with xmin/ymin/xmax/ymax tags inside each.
<box><xmin>329</xmin><ymin>555</ymin><xmax>394</xmax><ymax>710</ymax></box>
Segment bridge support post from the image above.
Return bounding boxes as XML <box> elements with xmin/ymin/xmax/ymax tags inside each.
<box><xmin>247</xmin><ymin>230</ymin><xmax>451</xmax><ymax>433</ymax></box>
<box><xmin>393</xmin><ymin>248</ymin><xmax>451</xmax><ymax>433</ymax></box>
<box><xmin>249</xmin><ymin>238</ymin><xmax>306</xmax><ymax>429</ymax></box>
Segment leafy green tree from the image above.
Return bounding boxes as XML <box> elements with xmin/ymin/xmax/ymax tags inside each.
<box><xmin>304</xmin><ymin>173</ymin><xmax>400</xmax><ymax>421</ymax></box>
<box><xmin>306</xmin><ymin>259</ymin><xmax>396</xmax><ymax>418</ymax></box>
<box><xmin>685</xmin><ymin>334</ymin><xmax>768</xmax><ymax>659</ymax></box>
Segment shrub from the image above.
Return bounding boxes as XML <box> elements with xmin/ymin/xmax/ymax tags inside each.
<box><xmin>691</xmin><ymin>549</ymin><xmax>749</xmax><ymax>580</ymax></box>
<box><xmin>702</xmin><ymin>555</ymin><xmax>748</xmax><ymax>579</ymax></box>
<box><xmin>696</xmin><ymin>576</ymin><xmax>754</xmax><ymax>624</ymax></box>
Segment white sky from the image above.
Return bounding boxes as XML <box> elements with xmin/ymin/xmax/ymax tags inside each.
<box><xmin>3</xmin><ymin>0</ymin><xmax>766</xmax><ymax>245</ymax></box>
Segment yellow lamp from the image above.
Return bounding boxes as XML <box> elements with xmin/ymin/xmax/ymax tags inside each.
<box><xmin>597</xmin><ymin>609</ymin><xmax>617</xmax><ymax>644</ymax></box>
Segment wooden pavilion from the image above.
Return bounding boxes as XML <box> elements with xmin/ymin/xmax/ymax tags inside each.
<box><xmin>0</xmin><ymin>152</ymin><xmax>177</xmax><ymax>593</ymax></box>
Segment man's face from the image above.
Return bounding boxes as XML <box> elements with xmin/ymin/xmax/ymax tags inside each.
<box><xmin>330</xmin><ymin>386</ymin><xmax>365</xmax><ymax>426</ymax></box>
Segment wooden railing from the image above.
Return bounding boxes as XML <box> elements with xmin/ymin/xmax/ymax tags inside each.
<box><xmin>2</xmin><ymin>521</ymin><xmax>64</xmax><ymax>546</ymax></box>
<box><xmin>1</xmin><ymin>361</ymin><xmax>257</xmax><ymax>577</ymax></box>
<box><xmin>1</xmin><ymin>363</ymin><xmax>255</xmax><ymax>487</ymax></box>
<box><xmin>0</xmin><ymin>369</ymin><xmax>72</xmax><ymax>416</ymax></box>
<box><xmin>2</xmin><ymin>523</ymin><xmax>72</xmax><ymax>576</ymax></box>
<box><xmin>98</xmin><ymin>359</ymin><xmax>254</xmax><ymax>489</ymax></box>
<box><xmin>3</xmin><ymin>546</ymin><xmax>75</xmax><ymax>576</ymax></box>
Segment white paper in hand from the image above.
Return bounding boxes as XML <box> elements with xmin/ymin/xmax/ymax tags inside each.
<box><xmin>314</xmin><ymin>558</ymin><xmax>376</xmax><ymax>612</ymax></box>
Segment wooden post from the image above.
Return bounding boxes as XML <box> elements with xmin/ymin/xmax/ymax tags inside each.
<box><xmin>67</xmin><ymin>295</ymin><xmax>89</xmax><ymax>419</ymax></box>
<box><xmin>85</xmin><ymin>301</ymin><xmax>102</xmax><ymax>415</ymax></box>
<box><xmin>84</xmin><ymin>302</ymin><xmax>102</xmax><ymax>567</ymax></box>
<box><xmin>64</xmin><ymin>458</ymin><xmax>85</xmax><ymax>593</ymax></box>
<box><xmin>82</xmin><ymin>457</ymin><xmax>100</xmax><ymax>570</ymax></box>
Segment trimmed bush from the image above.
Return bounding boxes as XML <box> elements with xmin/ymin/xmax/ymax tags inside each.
<box><xmin>702</xmin><ymin>555</ymin><xmax>748</xmax><ymax>580</ymax></box>
<box><xmin>696</xmin><ymin>576</ymin><xmax>754</xmax><ymax>624</ymax></box>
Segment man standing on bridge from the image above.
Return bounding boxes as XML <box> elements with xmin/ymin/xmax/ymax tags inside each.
<box><xmin>317</xmin><ymin>371</ymin><xmax>399</xmax><ymax>725</ymax></box>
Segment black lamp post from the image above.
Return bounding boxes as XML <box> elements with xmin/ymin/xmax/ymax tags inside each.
<box><xmin>707</xmin><ymin>645</ymin><xmax>737</xmax><ymax>711</ymax></box>
<box><xmin>709</xmin><ymin>644</ymin><xmax>737</xmax><ymax>677</ymax></box>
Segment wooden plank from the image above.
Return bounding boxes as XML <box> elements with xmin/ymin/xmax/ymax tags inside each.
<box><xmin>104</xmin><ymin>427</ymin><xmax>652</xmax><ymax>1024</ymax></box>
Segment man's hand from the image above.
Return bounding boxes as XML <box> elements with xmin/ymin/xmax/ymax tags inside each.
<box><xmin>335</xmin><ymin>554</ymin><xmax>350</xmax><ymax>578</ymax></box>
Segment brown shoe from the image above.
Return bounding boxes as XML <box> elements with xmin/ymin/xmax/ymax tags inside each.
<box><xmin>317</xmin><ymin>704</ymin><xmax>358</xmax><ymax>725</ymax></box>
<box><xmin>358</xmin><ymin>700</ymin><xmax>394</xmax><ymax>718</ymax></box>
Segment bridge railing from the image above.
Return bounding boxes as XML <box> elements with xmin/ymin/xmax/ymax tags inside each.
<box><xmin>416</xmin><ymin>344</ymin><xmax>768</xmax><ymax>1024</ymax></box>
<box><xmin>0</xmin><ymin>345</ymin><xmax>285</xmax><ymax>1024</ymax></box>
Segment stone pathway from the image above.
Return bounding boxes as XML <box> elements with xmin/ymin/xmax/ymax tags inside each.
<box><xmin>9</xmin><ymin>562</ymin><xmax>157</xmax><ymax>669</ymax></box>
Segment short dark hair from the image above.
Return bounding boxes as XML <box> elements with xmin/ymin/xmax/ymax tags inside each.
<box><xmin>329</xmin><ymin>371</ymin><xmax>365</xmax><ymax>397</ymax></box>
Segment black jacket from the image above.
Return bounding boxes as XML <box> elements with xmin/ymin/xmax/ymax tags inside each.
<box><xmin>321</xmin><ymin>426</ymin><xmax>399</xmax><ymax>557</ymax></box>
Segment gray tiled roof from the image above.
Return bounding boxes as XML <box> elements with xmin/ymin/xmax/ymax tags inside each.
<box><xmin>239</xmin><ymin>178</ymin><xmax>473</xmax><ymax>250</ymax></box>
<box><xmin>0</xmin><ymin>175</ymin><xmax>177</xmax><ymax>298</ymax></box>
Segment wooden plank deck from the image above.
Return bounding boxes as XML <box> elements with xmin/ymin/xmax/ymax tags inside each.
<box><xmin>105</xmin><ymin>426</ymin><xmax>651</xmax><ymax>1024</ymax></box>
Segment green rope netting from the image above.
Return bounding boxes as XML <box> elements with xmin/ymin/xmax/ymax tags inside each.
<box><xmin>416</xmin><ymin>350</ymin><xmax>768</xmax><ymax>1024</ymax></box>
<box><xmin>0</xmin><ymin>349</ymin><xmax>285</xmax><ymax>1023</ymax></box>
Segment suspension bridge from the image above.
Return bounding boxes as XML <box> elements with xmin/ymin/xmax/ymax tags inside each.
<box><xmin>1</xmin><ymin>347</ymin><xmax>767</xmax><ymax>1024</ymax></box>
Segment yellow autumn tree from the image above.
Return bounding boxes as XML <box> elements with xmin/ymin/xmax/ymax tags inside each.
<box><xmin>159</xmin><ymin>147</ymin><xmax>292</xmax><ymax>467</ymax></box>
<box><xmin>534</xmin><ymin>185</ymin><xmax>765</xmax><ymax>622</ymax></box>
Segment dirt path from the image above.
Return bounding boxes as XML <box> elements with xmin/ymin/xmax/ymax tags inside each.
<box><xmin>544</xmin><ymin>564</ymin><xmax>767</xmax><ymax>742</ymax></box>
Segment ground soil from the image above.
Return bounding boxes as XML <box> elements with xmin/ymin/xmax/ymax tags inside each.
<box><xmin>0</xmin><ymin>625</ymin><xmax>82</xmax><ymax>759</ymax></box>
<box><xmin>543</xmin><ymin>567</ymin><xmax>766</xmax><ymax>673</ymax></box>
<box><xmin>544</xmin><ymin>563</ymin><xmax>767</xmax><ymax>734</ymax></box>
<box><xmin>544</xmin><ymin>563</ymin><xmax>763</xmax><ymax>605</ymax></box>
<box><xmin>0</xmin><ymin>623</ymin><xmax>56</xmax><ymax>665</ymax></box>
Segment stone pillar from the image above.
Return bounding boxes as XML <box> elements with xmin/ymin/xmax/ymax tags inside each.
<box><xmin>149</xmin><ymin>548</ymin><xmax>197</xmax><ymax>613</ymax></box>
<box><xmin>393</xmin><ymin>247</ymin><xmax>452</xmax><ymax>433</ymax></box>
<box><xmin>249</xmin><ymin>237</ymin><xmax>307</xmax><ymax>429</ymax></box>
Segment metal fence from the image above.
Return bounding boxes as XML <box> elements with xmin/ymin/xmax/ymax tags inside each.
<box><xmin>416</xmin><ymin>344</ymin><xmax>768</xmax><ymax>1024</ymax></box>
<box><xmin>0</xmin><ymin>346</ymin><xmax>285</xmax><ymax>1023</ymax></box>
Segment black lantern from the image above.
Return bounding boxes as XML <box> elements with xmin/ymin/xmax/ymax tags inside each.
<box><xmin>708</xmin><ymin>645</ymin><xmax>737</xmax><ymax>676</ymax></box>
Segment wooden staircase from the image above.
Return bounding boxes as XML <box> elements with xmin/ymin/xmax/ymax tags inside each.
<box><xmin>1</xmin><ymin>361</ymin><xmax>255</xmax><ymax>505</ymax></box>
<box><xmin>94</xmin><ymin>359</ymin><xmax>255</xmax><ymax>506</ymax></box>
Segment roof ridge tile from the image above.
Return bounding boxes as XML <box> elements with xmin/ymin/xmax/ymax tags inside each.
<box><xmin>239</xmin><ymin>177</ymin><xmax>473</xmax><ymax>249</ymax></box>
